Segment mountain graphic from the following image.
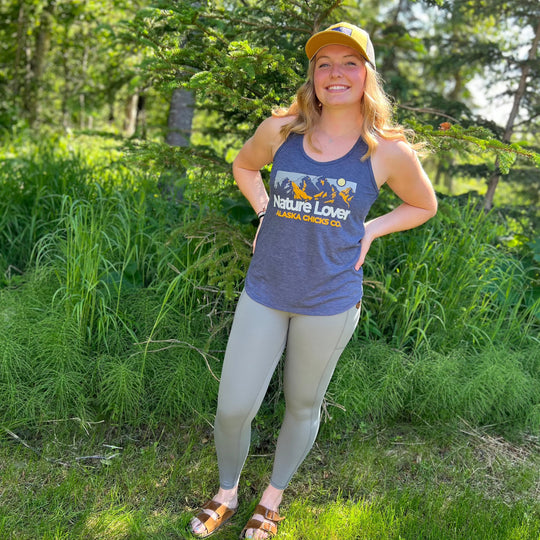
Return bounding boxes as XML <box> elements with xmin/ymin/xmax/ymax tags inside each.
<box><xmin>291</xmin><ymin>178</ymin><xmax>313</xmax><ymax>200</ymax></box>
<box><xmin>279</xmin><ymin>178</ymin><xmax>295</xmax><ymax>197</ymax></box>
<box><xmin>304</xmin><ymin>177</ymin><xmax>327</xmax><ymax>198</ymax></box>
<box><xmin>339</xmin><ymin>187</ymin><xmax>354</xmax><ymax>207</ymax></box>
<box><xmin>282</xmin><ymin>175</ymin><xmax>354</xmax><ymax>209</ymax></box>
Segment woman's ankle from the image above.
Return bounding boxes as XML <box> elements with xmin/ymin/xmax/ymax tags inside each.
<box><xmin>215</xmin><ymin>486</ymin><xmax>239</xmax><ymax>507</ymax></box>
<box><xmin>258</xmin><ymin>484</ymin><xmax>284</xmax><ymax>510</ymax></box>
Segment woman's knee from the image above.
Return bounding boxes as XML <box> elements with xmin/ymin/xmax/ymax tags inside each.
<box><xmin>284</xmin><ymin>396</ymin><xmax>320</xmax><ymax>422</ymax></box>
<box><xmin>215</xmin><ymin>402</ymin><xmax>255</xmax><ymax>433</ymax></box>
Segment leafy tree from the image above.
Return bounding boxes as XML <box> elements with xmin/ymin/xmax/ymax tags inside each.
<box><xmin>0</xmin><ymin>0</ymin><xmax>53</xmax><ymax>128</ymax></box>
<box><xmin>129</xmin><ymin>0</ymin><xmax>344</xmax><ymax>206</ymax></box>
<box><xmin>0</xmin><ymin>0</ymin><xmax>153</xmax><ymax>133</ymax></box>
<box><xmin>416</xmin><ymin>0</ymin><xmax>540</xmax><ymax>209</ymax></box>
<box><xmin>481</xmin><ymin>12</ymin><xmax>539</xmax><ymax>210</ymax></box>
<box><xmin>130</xmin><ymin>0</ymin><xmax>430</xmax><ymax>204</ymax></box>
<box><xmin>130</xmin><ymin>0</ymin><xmax>539</xmax><ymax>213</ymax></box>
<box><xmin>1</xmin><ymin>0</ymin><xmax>537</xmax><ymax>209</ymax></box>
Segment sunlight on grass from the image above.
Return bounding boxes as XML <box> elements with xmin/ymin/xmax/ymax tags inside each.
<box><xmin>0</xmin><ymin>423</ymin><xmax>538</xmax><ymax>539</ymax></box>
<box><xmin>81</xmin><ymin>507</ymin><xmax>135</xmax><ymax>539</ymax></box>
<box><xmin>280</xmin><ymin>498</ymin><xmax>398</xmax><ymax>539</ymax></box>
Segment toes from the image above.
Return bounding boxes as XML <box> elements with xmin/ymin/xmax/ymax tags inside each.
<box><xmin>244</xmin><ymin>526</ymin><xmax>268</xmax><ymax>539</ymax></box>
<box><xmin>190</xmin><ymin>518</ymin><xmax>204</xmax><ymax>534</ymax></box>
<box><xmin>190</xmin><ymin>511</ymin><xmax>215</xmax><ymax>536</ymax></box>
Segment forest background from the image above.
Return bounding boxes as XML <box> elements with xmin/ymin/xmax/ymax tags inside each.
<box><xmin>0</xmin><ymin>0</ymin><xmax>539</xmax><ymax>538</ymax></box>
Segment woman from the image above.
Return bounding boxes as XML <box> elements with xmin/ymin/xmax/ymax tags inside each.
<box><xmin>190</xmin><ymin>22</ymin><xmax>437</xmax><ymax>539</ymax></box>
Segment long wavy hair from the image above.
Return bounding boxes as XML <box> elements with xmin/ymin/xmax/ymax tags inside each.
<box><xmin>273</xmin><ymin>58</ymin><xmax>412</xmax><ymax>160</ymax></box>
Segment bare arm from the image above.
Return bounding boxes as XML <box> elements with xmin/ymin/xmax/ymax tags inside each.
<box><xmin>233</xmin><ymin>116</ymin><xmax>290</xmax><ymax>250</ymax></box>
<box><xmin>232</xmin><ymin>116</ymin><xmax>289</xmax><ymax>215</ymax></box>
<box><xmin>355</xmin><ymin>139</ymin><xmax>437</xmax><ymax>270</ymax></box>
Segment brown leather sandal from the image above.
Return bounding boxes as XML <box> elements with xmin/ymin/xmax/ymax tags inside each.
<box><xmin>239</xmin><ymin>504</ymin><xmax>285</xmax><ymax>539</ymax></box>
<box><xmin>190</xmin><ymin>500</ymin><xmax>238</xmax><ymax>538</ymax></box>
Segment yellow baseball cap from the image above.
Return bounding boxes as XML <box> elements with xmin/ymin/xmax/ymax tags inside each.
<box><xmin>305</xmin><ymin>22</ymin><xmax>376</xmax><ymax>68</ymax></box>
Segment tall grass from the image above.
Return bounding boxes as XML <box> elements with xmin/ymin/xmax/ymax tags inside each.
<box><xmin>0</xmin><ymin>136</ymin><xmax>97</xmax><ymax>273</ymax></box>
<box><xmin>0</xmin><ymin>297</ymin><xmax>29</xmax><ymax>420</ymax></box>
<box><xmin>362</xmin><ymin>194</ymin><xmax>539</xmax><ymax>352</ymax></box>
<box><xmin>33</xmin><ymin>193</ymin><xmax>149</xmax><ymax>342</ymax></box>
<box><xmin>0</xmin><ymin>137</ymin><xmax>538</xmax><ymax>433</ymax></box>
<box><xmin>0</xmin><ymin>137</ymin><xmax>233</xmax><ymax>427</ymax></box>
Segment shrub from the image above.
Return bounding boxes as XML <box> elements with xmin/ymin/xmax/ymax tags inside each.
<box><xmin>0</xmin><ymin>139</ymin><xmax>538</xmax><ymax>433</ymax></box>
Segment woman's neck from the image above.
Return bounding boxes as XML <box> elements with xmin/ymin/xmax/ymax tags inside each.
<box><xmin>317</xmin><ymin>108</ymin><xmax>363</xmax><ymax>137</ymax></box>
<box><xmin>304</xmin><ymin>108</ymin><xmax>364</xmax><ymax>160</ymax></box>
<box><xmin>313</xmin><ymin>108</ymin><xmax>363</xmax><ymax>144</ymax></box>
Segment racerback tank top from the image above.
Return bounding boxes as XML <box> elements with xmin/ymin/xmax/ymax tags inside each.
<box><xmin>245</xmin><ymin>132</ymin><xmax>379</xmax><ymax>315</ymax></box>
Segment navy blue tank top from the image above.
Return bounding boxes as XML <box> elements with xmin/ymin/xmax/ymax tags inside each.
<box><xmin>245</xmin><ymin>133</ymin><xmax>379</xmax><ymax>315</ymax></box>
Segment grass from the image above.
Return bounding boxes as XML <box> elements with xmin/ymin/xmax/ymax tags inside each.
<box><xmin>0</xmin><ymin>136</ymin><xmax>538</xmax><ymax>431</ymax></box>
<box><xmin>361</xmin><ymin>193</ymin><xmax>539</xmax><ymax>352</ymax></box>
<box><xmin>0</xmin><ymin>421</ymin><xmax>538</xmax><ymax>539</ymax></box>
<box><xmin>0</xmin><ymin>135</ymin><xmax>539</xmax><ymax>538</ymax></box>
<box><xmin>327</xmin><ymin>342</ymin><xmax>540</xmax><ymax>433</ymax></box>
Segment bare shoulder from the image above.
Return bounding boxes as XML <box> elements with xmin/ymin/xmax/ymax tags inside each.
<box><xmin>255</xmin><ymin>114</ymin><xmax>296</xmax><ymax>153</ymax></box>
<box><xmin>265</xmin><ymin>113</ymin><xmax>297</xmax><ymax>130</ymax></box>
<box><xmin>234</xmin><ymin>114</ymin><xmax>296</xmax><ymax>170</ymax></box>
<box><xmin>371</xmin><ymin>136</ymin><xmax>421</xmax><ymax>187</ymax></box>
<box><xmin>372</xmin><ymin>135</ymin><xmax>436</xmax><ymax>213</ymax></box>
<box><xmin>375</xmin><ymin>136</ymin><xmax>416</xmax><ymax>163</ymax></box>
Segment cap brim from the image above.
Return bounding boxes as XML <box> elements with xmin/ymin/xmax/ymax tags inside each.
<box><xmin>305</xmin><ymin>31</ymin><xmax>368</xmax><ymax>62</ymax></box>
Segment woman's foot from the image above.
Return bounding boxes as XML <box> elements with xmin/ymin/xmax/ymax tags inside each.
<box><xmin>190</xmin><ymin>487</ymin><xmax>238</xmax><ymax>538</ymax></box>
<box><xmin>241</xmin><ymin>485</ymin><xmax>284</xmax><ymax>539</ymax></box>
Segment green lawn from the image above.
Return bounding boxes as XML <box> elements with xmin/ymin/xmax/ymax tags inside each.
<box><xmin>0</xmin><ymin>421</ymin><xmax>538</xmax><ymax>539</ymax></box>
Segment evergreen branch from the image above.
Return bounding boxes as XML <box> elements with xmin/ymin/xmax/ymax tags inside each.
<box><xmin>199</xmin><ymin>13</ymin><xmax>311</xmax><ymax>34</ymax></box>
<box><xmin>412</xmin><ymin>122</ymin><xmax>540</xmax><ymax>170</ymax></box>
<box><xmin>431</xmin><ymin>131</ymin><xmax>538</xmax><ymax>161</ymax></box>
<box><xmin>314</xmin><ymin>0</ymin><xmax>346</xmax><ymax>30</ymax></box>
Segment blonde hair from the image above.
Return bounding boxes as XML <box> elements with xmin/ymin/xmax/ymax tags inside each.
<box><xmin>273</xmin><ymin>59</ymin><xmax>413</xmax><ymax>160</ymax></box>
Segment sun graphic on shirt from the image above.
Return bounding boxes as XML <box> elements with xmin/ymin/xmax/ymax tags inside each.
<box><xmin>337</xmin><ymin>178</ymin><xmax>346</xmax><ymax>187</ymax></box>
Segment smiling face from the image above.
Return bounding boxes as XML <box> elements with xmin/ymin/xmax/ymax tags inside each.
<box><xmin>313</xmin><ymin>44</ymin><xmax>367</xmax><ymax>110</ymax></box>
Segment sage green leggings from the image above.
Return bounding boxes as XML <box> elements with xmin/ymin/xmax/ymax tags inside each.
<box><xmin>214</xmin><ymin>291</ymin><xmax>361</xmax><ymax>490</ymax></box>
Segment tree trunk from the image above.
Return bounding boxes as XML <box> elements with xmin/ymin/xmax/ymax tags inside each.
<box><xmin>124</xmin><ymin>94</ymin><xmax>139</xmax><ymax>137</ymax></box>
<box><xmin>166</xmin><ymin>88</ymin><xmax>194</xmax><ymax>147</ymax></box>
<box><xmin>449</xmin><ymin>71</ymin><xmax>463</xmax><ymax>101</ymax></box>
<box><xmin>392</xmin><ymin>0</ymin><xmax>408</xmax><ymax>24</ymax></box>
<box><xmin>79</xmin><ymin>93</ymin><xmax>86</xmax><ymax>130</ymax></box>
<box><xmin>61</xmin><ymin>47</ymin><xmax>70</xmax><ymax>129</ymax></box>
<box><xmin>484</xmin><ymin>18</ymin><xmax>540</xmax><ymax>210</ymax></box>
<box><xmin>79</xmin><ymin>44</ymin><xmax>89</xmax><ymax>130</ymax></box>
<box><xmin>12</xmin><ymin>3</ymin><xmax>26</xmax><ymax>97</ymax></box>
<box><xmin>136</xmin><ymin>94</ymin><xmax>147</xmax><ymax>139</ymax></box>
<box><xmin>26</xmin><ymin>1</ymin><xmax>54</xmax><ymax>128</ymax></box>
